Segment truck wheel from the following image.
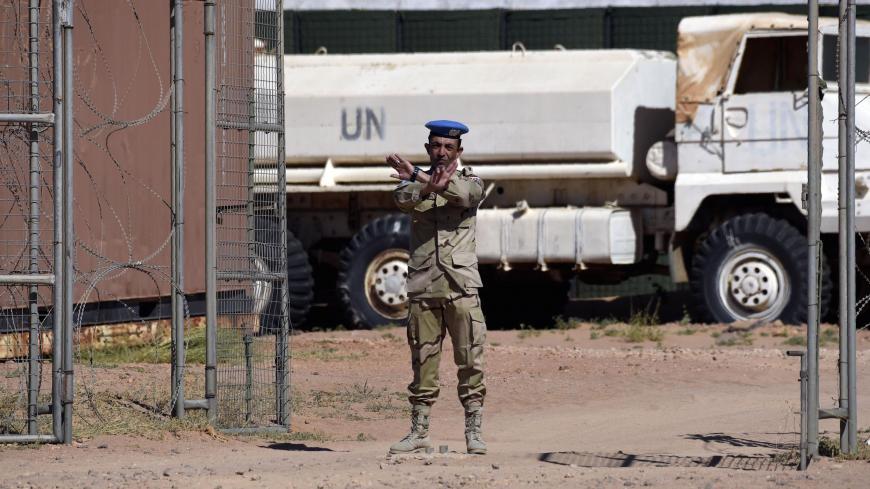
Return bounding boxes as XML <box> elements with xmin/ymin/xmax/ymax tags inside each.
<box><xmin>690</xmin><ymin>213</ymin><xmax>831</xmax><ymax>324</ymax></box>
<box><xmin>255</xmin><ymin>216</ymin><xmax>314</xmax><ymax>332</ymax></box>
<box><xmin>338</xmin><ymin>214</ymin><xmax>411</xmax><ymax>329</ymax></box>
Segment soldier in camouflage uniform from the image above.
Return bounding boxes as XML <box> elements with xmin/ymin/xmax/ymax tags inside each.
<box><xmin>386</xmin><ymin>120</ymin><xmax>488</xmax><ymax>455</ymax></box>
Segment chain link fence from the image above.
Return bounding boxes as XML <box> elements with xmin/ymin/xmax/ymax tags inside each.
<box><xmin>823</xmin><ymin>23</ymin><xmax>870</xmax><ymax>333</ymax></box>
<box><xmin>69</xmin><ymin>0</ymin><xmax>203</xmax><ymax>436</ymax></box>
<box><xmin>1</xmin><ymin>0</ymin><xmax>288</xmax><ymax>441</ymax></box>
<box><xmin>0</xmin><ymin>0</ymin><xmax>65</xmax><ymax>442</ymax></box>
<box><xmin>214</xmin><ymin>0</ymin><xmax>288</xmax><ymax>431</ymax></box>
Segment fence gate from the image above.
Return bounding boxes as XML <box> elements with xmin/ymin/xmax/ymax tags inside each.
<box><xmin>208</xmin><ymin>0</ymin><xmax>289</xmax><ymax>432</ymax></box>
<box><xmin>0</xmin><ymin>0</ymin><xmax>73</xmax><ymax>444</ymax></box>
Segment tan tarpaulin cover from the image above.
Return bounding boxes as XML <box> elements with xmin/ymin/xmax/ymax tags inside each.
<box><xmin>676</xmin><ymin>13</ymin><xmax>839</xmax><ymax>123</ymax></box>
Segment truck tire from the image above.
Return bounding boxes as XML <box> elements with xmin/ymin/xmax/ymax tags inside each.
<box><xmin>338</xmin><ymin>214</ymin><xmax>411</xmax><ymax>329</ymax></box>
<box><xmin>690</xmin><ymin>212</ymin><xmax>831</xmax><ymax>324</ymax></box>
<box><xmin>255</xmin><ymin>216</ymin><xmax>314</xmax><ymax>332</ymax></box>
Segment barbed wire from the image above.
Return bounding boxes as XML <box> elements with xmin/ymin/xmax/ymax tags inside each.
<box><xmin>0</xmin><ymin>0</ymin><xmax>58</xmax><ymax>435</ymax></box>
<box><xmin>0</xmin><ymin>0</ymin><xmax>201</xmax><ymax>434</ymax></box>
<box><xmin>824</xmin><ymin>20</ymin><xmax>870</xmax><ymax>335</ymax></box>
<box><xmin>69</xmin><ymin>0</ymin><xmax>289</xmax><ymax>430</ymax></box>
<box><xmin>67</xmin><ymin>0</ymin><xmax>196</xmax><ymax>422</ymax></box>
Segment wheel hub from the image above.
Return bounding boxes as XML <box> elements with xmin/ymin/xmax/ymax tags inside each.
<box><xmin>373</xmin><ymin>258</ymin><xmax>409</xmax><ymax>307</ymax></box>
<box><xmin>739</xmin><ymin>276</ymin><xmax>759</xmax><ymax>296</ymax></box>
<box><xmin>722</xmin><ymin>252</ymin><xmax>783</xmax><ymax>316</ymax></box>
<box><xmin>364</xmin><ymin>248</ymin><xmax>410</xmax><ymax>321</ymax></box>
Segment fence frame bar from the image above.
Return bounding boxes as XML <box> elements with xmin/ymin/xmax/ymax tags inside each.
<box><xmin>26</xmin><ymin>0</ymin><xmax>42</xmax><ymax>437</ymax></box>
<box><xmin>805</xmin><ymin>0</ymin><xmax>823</xmax><ymax>463</ymax></box>
<box><xmin>50</xmin><ymin>0</ymin><xmax>64</xmax><ymax>444</ymax></box>
<box><xmin>843</xmin><ymin>0</ymin><xmax>859</xmax><ymax>455</ymax></box>
<box><xmin>0</xmin><ymin>113</ymin><xmax>54</xmax><ymax>123</ymax></box>
<box><xmin>204</xmin><ymin>0</ymin><xmax>217</xmax><ymax>425</ymax></box>
<box><xmin>61</xmin><ymin>0</ymin><xmax>74</xmax><ymax>445</ymax></box>
<box><xmin>0</xmin><ymin>274</ymin><xmax>55</xmax><ymax>285</ymax></box>
<box><xmin>275</xmin><ymin>0</ymin><xmax>290</xmax><ymax>428</ymax></box>
<box><xmin>170</xmin><ymin>0</ymin><xmax>186</xmax><ymax>420</ymax></box>
<box><xmin>835</xmin><ymin>0</ymin><xmax>859</xmax><ymax>455</ymax></box>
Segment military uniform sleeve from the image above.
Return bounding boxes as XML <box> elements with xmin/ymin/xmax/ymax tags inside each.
<box><xmin>393</xmin><ymin>180</ymin><xmax>427</xmax><ymax>212</ymax></box>
<box><xmin>440</xmin><ymin>167</ymin><xmax>484</xmax><ymax>208</ymax></box>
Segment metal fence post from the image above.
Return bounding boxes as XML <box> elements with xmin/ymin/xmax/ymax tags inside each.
<box><xmin>244</xmin><ymin>333</ymin><xmax>253</xmax><ymax>424</ymax></box>
<box><xmin>61</xmin><ymin>0</ymin><xmax>74</xmax><ymax>445</ymax></box>
<box><xmin>806</xmin><ymin>0</ymin><xmax>822</xmax><ymax>460</ymax></box>
<box><xmin>170</xmin><ymin>0</ymin><xmax>186</xmax><ymax>419</ymax></box>
<box><xmin>787</xmin><ymin>350</ymin><xmax>808</xmax><ymax>470</ymax></box>
<box><xmin>26</xmin><ymin>0</ymin><xmax>42</xmax><ymax>438</ymax></box>
<box><xmin>204</xmin><ymin>0</ymin><xmax>217</xmax><ymax>425</ymax></box>
<box><xmin>799</xmin><ymin>352</ymin><xmax>808</xmax><ymax>470</ymax></box>
<box><xmin>275</xmin><ymin>0</ymin><xmax>290</xmax><ymax>428</ymax></box>
<box><xmin>836</xmin><ymin>0</ymin><xmax>858</xmax><ymax>456</ymax></box>
<box><xmin>845</xmin><ymin>0</ymin><xmax>858</xmax><ymax>455</ymax></box>
<box><xmin>51</xmin><ymin>0</ymin><xmax>65</xmax><ymax>443</ymax></box>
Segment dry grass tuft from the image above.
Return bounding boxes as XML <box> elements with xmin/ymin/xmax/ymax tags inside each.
<box><xmin>623</xmin><ymin>323</ymin><xmax>664</xmax><ymax>343</ymax></box>
<box><xmin>552</xmin><ymin>316</ymin><xmax>581</xmax><ymax>331</ymax></box>
<box><xmin>73</xmin><ymin>388</ymin><xmax>209</xmax><ymax>440</ymax></box>
<box><xmin>517</xmin><ymin>325</ymin><xmax>541</xmax><ymax>339</ymax></box>
<box><xmin>716</xmin><ymin>331</ymin><xmax>754</xmax><ymax>347</ymax></box>
<box><xmin>291</xmin><ymin>381</ymin><xmax>406</xmax><ymax>422</ymax></box>
<box><xmin>79</xmin><ymin>326</ymin><xmax>208</xmax><ymax>366</ymax></box>
<box><xmin>818</xmin><ymin>435</ymin><xmax>870</xmax><ymax>461</ymax></box>
<box><xmin>293</xmin><ymin>341</ymin><xmax>368</xmax><ymax>362</ymax></box>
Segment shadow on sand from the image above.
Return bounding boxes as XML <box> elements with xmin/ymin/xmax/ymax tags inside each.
<box><xmin>683</xmin><ymin>432</ymin><xmax>798</xmax><ymax>451</ymax></box>
<box><xmin>266</xmin><ymin>442</ymin><xmax>334</xmax><ymax>452</ymax></box>
<box><xmin>539</xmin><ymin>450</ymin><xmax>796</xmax><ymax>471</ymax></box>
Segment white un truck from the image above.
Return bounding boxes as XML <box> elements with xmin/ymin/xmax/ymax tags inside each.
<box><xmin>254</xmin><ymin>13</ymin><xmax>870</xmax><ymax>328</ymax></box>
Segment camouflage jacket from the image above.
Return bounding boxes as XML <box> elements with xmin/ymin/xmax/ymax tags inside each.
<box><xmin>393</xmin><ymin>166</ymin><xmax>484</xmax><ymax>298</ymax></box>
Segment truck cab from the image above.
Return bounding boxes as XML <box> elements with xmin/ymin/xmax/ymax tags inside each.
<box><xmin>672</xmin><ymin>14</ymin><xmax>870</xmax><ymax>323</ymax></box>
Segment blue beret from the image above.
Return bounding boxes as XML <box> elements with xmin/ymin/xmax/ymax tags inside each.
<box><xmin>425</xmin><ymin>120</ymin><xmax>469</xmax><ymax>139</ymax></box>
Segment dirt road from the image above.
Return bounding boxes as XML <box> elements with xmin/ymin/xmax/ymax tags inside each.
<box><xmin>1</xmin><ymin>320</ymin><xmax>869</xmax><ymax>488</ymax></box>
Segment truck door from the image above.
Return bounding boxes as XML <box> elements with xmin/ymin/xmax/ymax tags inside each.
<box><xmin>720</xmin><ymin>33</ymin><xmax>808</xmax><ymax>173</ymax></box>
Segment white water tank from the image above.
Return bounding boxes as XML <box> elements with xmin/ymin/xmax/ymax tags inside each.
<box><xmin>280</xmin><ymin>50</ymin><xmax>676</xmax><ymax>179</ymax></box>
<box><xmin>476</xmin><ymin>206</ymin><xmax>641</xmax><ymax>268</ymax></box>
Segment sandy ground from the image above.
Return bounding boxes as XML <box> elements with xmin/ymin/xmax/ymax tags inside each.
<box><xmin>2</xmin><ymin>314</ymin><xmax>870</xmax><ymax>488</ymax></box>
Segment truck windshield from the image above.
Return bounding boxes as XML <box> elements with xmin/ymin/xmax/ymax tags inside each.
<box><xmin>734</xmin><ymin>35</ymin><xmax>808</xmax><ymax>94</ymax></box>
<box><xmin>822</xmin><ymin>34</ymin><xmax>870</xmax><ymax>84</ymax></box>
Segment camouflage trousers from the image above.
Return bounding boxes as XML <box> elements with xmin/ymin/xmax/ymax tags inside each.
<box><xmin>406</xmin><ymin>294</ymin><xmax>487</xmax><ymax>408</ymax></box>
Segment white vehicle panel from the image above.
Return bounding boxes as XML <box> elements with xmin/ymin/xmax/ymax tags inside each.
<box><xmin>674</xmin><ymin>171</ymin><xmax>870</xmax><ymax>233</ymax></box>
<box><xmin>476</xmin><ymin>206</ymin><xmax>641</xmax><ymax>267</ymax></box>
<box><xmin>675</xmin><ymin>104</ymin><xmax>723</xmax><ymax>174</ymax></box>
<box><xmin>281</xmin><ymin>50</ymin><xmax>676</xmax><ymax>176</ymax></box>
<box><xmin>722</xmin><ymin>92</ymin><xmax>807</xmax><ymax>173</ymax></box>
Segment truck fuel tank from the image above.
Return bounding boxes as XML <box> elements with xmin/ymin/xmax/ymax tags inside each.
<box><xmin>476</xmin><ymin>206</ymin><xmax>641</xmax><ymax>269</ymax></box>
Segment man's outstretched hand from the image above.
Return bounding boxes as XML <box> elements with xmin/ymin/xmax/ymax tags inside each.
<box><xmin>387</xmin><ymin>153</ymin><xmax>456</xmax><ymax>194</ymax></box>
<box><xmin>387</xmin><ymin>153</ymin><xmax>415</xmax><ymax>181</ymax></box>
<box><xmin>422</xmin><ymin>160</ymin><xmax>457</xmax><ymax>194</ymax></box>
